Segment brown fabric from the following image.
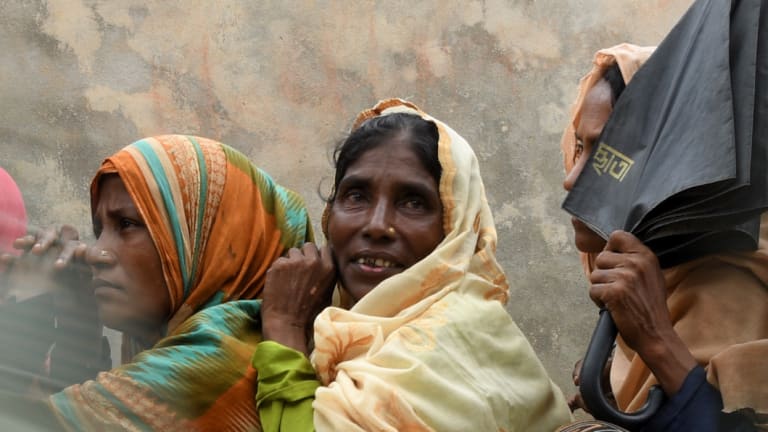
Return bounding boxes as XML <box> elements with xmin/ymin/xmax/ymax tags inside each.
<box><xmin>562</xmin><ymin>44</ymin><xmax>768</xmax><ymax>422</ymax></box>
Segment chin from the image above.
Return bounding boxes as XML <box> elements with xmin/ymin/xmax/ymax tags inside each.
<box><xmin>574</xmin><ymin>233</ymin><xmax>607</xmax><ymax>254</ymax></box>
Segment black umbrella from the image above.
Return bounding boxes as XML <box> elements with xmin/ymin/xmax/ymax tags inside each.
<box><xmin>562</xmin><ymin>0</ymin><xmax>768</xmax><ymax>427</ymax></box>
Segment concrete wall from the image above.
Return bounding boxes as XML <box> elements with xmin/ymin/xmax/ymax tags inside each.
<box><xmin>0</xmin><ymin>0</ymin><xmax>693</xmax><ymax>399</ymax></box>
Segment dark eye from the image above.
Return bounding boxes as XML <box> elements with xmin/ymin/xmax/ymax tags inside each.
<box><xmin>346</xmin><ymin>190</ymin><xmax>365</xmax><ymax>202</ymax></box>
<box><xmin>574</xmin><ymin>139</ymin><xmax>585</xmax><ymax>160</ymax></box>
<box><xmin>401</xmin><ymin>196</ymin><xmax>426</xmax><ymax>210</ymax></box>
<box><xmin>119</xmin><ymin>218</ymin><xmax>140</xmax><ymax>230</ymax></box>
<box><xmin>339</xmin><ymin>188</ymin><xmax>367</xmax><ymax>203</ymax></box>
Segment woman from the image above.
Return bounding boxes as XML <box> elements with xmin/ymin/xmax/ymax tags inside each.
<box><xmin>1</xmin><ymin>135</ymin><xmax>312</xmax><ymax>430</ymax></box>
<box><xmin>253</xmin><ymin>99</ymin><xmax>573</xmax><ymax>431</ymax></box>
<box><xmin>560</xmin><ymin>44</ymin><xmax>768</xmax><ymax>431</ymax></box>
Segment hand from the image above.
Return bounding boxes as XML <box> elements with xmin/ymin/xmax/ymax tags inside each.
<box><xmin>261</xmin><ymin>243</ymin><xmax>336</xmax><ymax>355</ymax></box>
<box><xmin>568</xmin><ymin>356</ymin><xmax>615</xmax><ymax>413</ymax></box>
<box><xmin>1</xmin><ymin>225</ymin><xmax>100</xmax><ymax>342</ymax></box>
<box><xmin>2</xmin><ymin>225</ymin><xmax>91</xmax><ymax>301</ymax></box>
<box><xmin>568</xmin><ymin>358</ymin><xmax>588</xmax><ymax>413</ymax></box>
<box><xmin>0</xmin><ymin>226</ymin><xmax>104</xmax><ymax>388</ymax></box>
<box><xmin>11</xmin><ymin>225</ymin><xmax>88</xmax><ymax>269</ymax></box>
<box><xmin>589</xmin><ymin>230</ymin><xmax>696</xmax><ymax>396</ymax></box>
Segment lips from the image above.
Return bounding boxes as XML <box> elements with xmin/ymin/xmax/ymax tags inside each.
<box><xmin>344</xmin><ymin>252</ymin><xmax>404</xmax><ymax>280</ymax></box>
<box><xmin>91</xmin><ymin>278</ymin><xmax>120</xmax><ymax>293</ymax></box>
<box><xmin>355</xmin><ymin>257</ymin><xmax>399</xmax><ymax>268</ymax></box>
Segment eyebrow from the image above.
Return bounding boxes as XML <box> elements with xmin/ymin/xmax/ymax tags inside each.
<box><xmin>339</xmin><ymin>174</ymin><xmax>438</xmax><ymax>197</ymax></box>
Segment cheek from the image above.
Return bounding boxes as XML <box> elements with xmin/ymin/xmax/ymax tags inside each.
<box><xmin>411</xmin><ymin>218</ymin><xmax>445</xmax><ymax>259</ymax></box>
<box><xmin>129</xmin><ymin>244</ymin><xmax>171</xmax><ymax>318</ymax></box>
<box><xmin>326</xmin><ymin>210</ymin><xmax>354</xmax><ymax>248</ymax></box>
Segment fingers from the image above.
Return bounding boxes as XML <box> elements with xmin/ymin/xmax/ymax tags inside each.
<box><xmin>301</xmin><ymin>242</ymin><xmax>320</xmax><ymax>257</ymax></box>
<box><xmin>59</xmin><ymin>225</ymin><xmax>80</xmax><ymax>243</ymax></box>
<box><xmin>567</xmin><ymin>393</ymin><xmax>587</xmax><ymax>413</ymax></box>
<box><xmin>15</xmin><ymin>225</ymin><xmax>83</xmax><ymax>257</ymax></box>
<box><xmin>55</xmin><ymin>241</ymin><xmax>89</xmax><ymax>270</ymax></box>
<box><xmin>319</xmin><ymin>245</ymin><xmax>336</xmax><ymax>278</ymax></box>
<box><xmin>13</xmin><ymin>234</ymin><xmax>37</xmax><ymax>252</ymax></box>
<box><xmin>30</xmin><ymin>227</ymin><xmax>59</xmax><ymax>255</ymax></box>
<box><xmin>604</xmin><ymin>230</ymin><xmax>646</xmax><ymax>254</ymax></box>
<box><xmin>571</xmin><ymin>358</ymin><xmax>583</xmax><ymax>385</ymax></box>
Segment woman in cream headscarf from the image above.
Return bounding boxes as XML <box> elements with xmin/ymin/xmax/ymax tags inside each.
<box><xmin>559</xmin><ymin>44</ymin><xmax>768</xmax><ymax>431</ymax></box>
<box><xmin>253</xmin><ymin>98</ymin><xmax>572</xmax><ymax>431</ymax></box>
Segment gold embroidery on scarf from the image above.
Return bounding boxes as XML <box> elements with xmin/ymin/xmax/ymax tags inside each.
<box><xmin>89</xmin><ymin>373</ymin><xmax>193</xmax><ymax>430</ymax></box>
<box><xmin>592</xmin><ymin>142</ymin><xmax>634</xmax><ymax>181</ymax></box>
<box><xmin>194</xmin><ymin>141</ymin><xmax>226</xmax><ymax>281</ymax></box>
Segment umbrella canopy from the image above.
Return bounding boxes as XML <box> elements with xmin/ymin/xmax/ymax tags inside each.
<box><xmin>563</xmin><ymin>0</ymin><xmax>768</xmax><ymax>268</ymax></box>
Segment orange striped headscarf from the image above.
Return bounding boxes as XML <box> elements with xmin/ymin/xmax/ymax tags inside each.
<box><xmin>90</xmin><ymin>135</ymin><xmax>313</xmax><ymax>359</ymax></box>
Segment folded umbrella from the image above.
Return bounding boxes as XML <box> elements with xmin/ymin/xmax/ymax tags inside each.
<box><xmin>563</xmin><ymin>0</ymin><xmax>768</xmax><ymax>269</ymax></box>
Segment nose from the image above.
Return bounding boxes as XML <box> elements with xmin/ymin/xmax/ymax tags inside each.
<box><xmin>563</xmin><ymin>157</ymin><xmax>587</xmax><ymax>192</ymax></box>
<box><xmin>362</xmin><ymin>198</ymin><xmax>395</xmax><ymax>240</ymax></box>
<box><xmin>86</xmin><ymin>240</ymin><xmax>116</xmax><ymax>271</ymax></box>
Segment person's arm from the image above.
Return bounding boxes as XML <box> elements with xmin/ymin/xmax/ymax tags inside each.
<box><xmin>589</xmin><ymin>231</ymin><xmax>697</xmax><ymax>396</ymax></box>
<box><xmin>260</xmin><ymin>243</ymin><xmax>336</xmax><ymax>356</ymax></box>
<box><xmin>256</xmin><ymin>243</ymin><xmax>336</xmax><ymax>431</ymax></box>
<box><xmin>252</xmin><ymin>341</ymin><xmax>318</xmax><ymax>432</ymax></box>
<box><xmin>641</xmin><ymin>366</ymin><xmax>756</xmax><ymax>432</ymax></box>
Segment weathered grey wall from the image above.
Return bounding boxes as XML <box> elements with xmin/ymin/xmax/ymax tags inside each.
<box><xmin>0</xmin><ymin>0</ymin><xmax>693</xmax><ymax>399</ymax></box>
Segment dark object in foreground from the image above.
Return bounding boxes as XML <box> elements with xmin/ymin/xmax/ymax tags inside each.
<box><xmin>579</xmin><ymin>310</ymin><xmax>664</xmax><ymax>428</ymax></box>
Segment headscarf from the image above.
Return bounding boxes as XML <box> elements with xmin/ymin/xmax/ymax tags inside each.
<box><xmin>0</xmin><ymin>167</ymin><xmax>27</xmax><ymax>256</ymax></box>
<box><xmin>49</xmin><ymin>135</ymin><xmax>312</xmax><ymax>431</ymax></box>
<box><xmin>562</xmin><ymin>46</ymin><xmax>768</xmax><ymax>424</ymax></box>
<box><xmin>312</xmin><ymin>99</ymin><xmax>572</xmax><ymax>431</ymax></box>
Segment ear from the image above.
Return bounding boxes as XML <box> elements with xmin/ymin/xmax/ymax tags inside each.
<box><xmin>321</xmin><ymin>203</ymin><xmax>333</xmax><ymax>238</ymax></box>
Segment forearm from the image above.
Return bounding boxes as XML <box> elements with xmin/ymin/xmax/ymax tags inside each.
<box><xmin>637</xmin><ymin>328</ymin><xmax>697</xmax><ymax>397</ymax></box>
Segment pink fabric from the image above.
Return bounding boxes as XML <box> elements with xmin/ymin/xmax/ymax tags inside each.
<box><xmin>0</xmin><ymin>167</ymin><xmax>27</xmax><ymax>255</ymax></box>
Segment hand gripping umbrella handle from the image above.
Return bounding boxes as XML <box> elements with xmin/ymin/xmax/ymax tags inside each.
<box><xmin>579</xmin><ymin>309</ymin><xmax>665</xmax><ymax>429</ymax></box>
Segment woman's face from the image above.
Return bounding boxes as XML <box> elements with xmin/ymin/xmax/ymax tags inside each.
<box><xmin>564</xmin><ymin>79</ymin><xmax>614</xmax><ymax>253</ymax></box>
<box><xmin>328</xmin><ymin>136</ymin><xmax>444</xmax><ymax>302</ymax></box>
<box><xmin>88</xmin><ymin>174</ymin><xmax>170</xmax><ymax>343</ymax></box>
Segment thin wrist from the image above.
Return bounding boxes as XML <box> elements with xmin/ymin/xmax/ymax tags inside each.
<box><xmin>640</xmin><ymin>329</ymin><xmax>697</xmax><ymax>396</ymax></box>
<box><xmin>262</xmin><ymin>318</ymin><xmax>309</xmax><ymax>355</ymax></box>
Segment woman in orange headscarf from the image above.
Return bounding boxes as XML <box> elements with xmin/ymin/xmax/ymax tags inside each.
<box><xmin>0</xmin><ymin>135</ymin><xmax>312</xmax><ymax>431</ymax></box>
<box><xmin>559</xmin><ymin>44</ymin><xmax>768</xmax><ymax>431</ymax></box>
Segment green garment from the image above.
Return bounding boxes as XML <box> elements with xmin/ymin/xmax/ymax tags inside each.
<box><xmin>253</xmin><ymin>341</ymin><xmax>318</xmax><ymax>432</ymax></box>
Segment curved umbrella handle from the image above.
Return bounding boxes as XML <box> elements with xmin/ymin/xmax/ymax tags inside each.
<box><xmin>579</xmin><ymin>309</ymin><xmax>665</xmax><ymax>429</ymax></box>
